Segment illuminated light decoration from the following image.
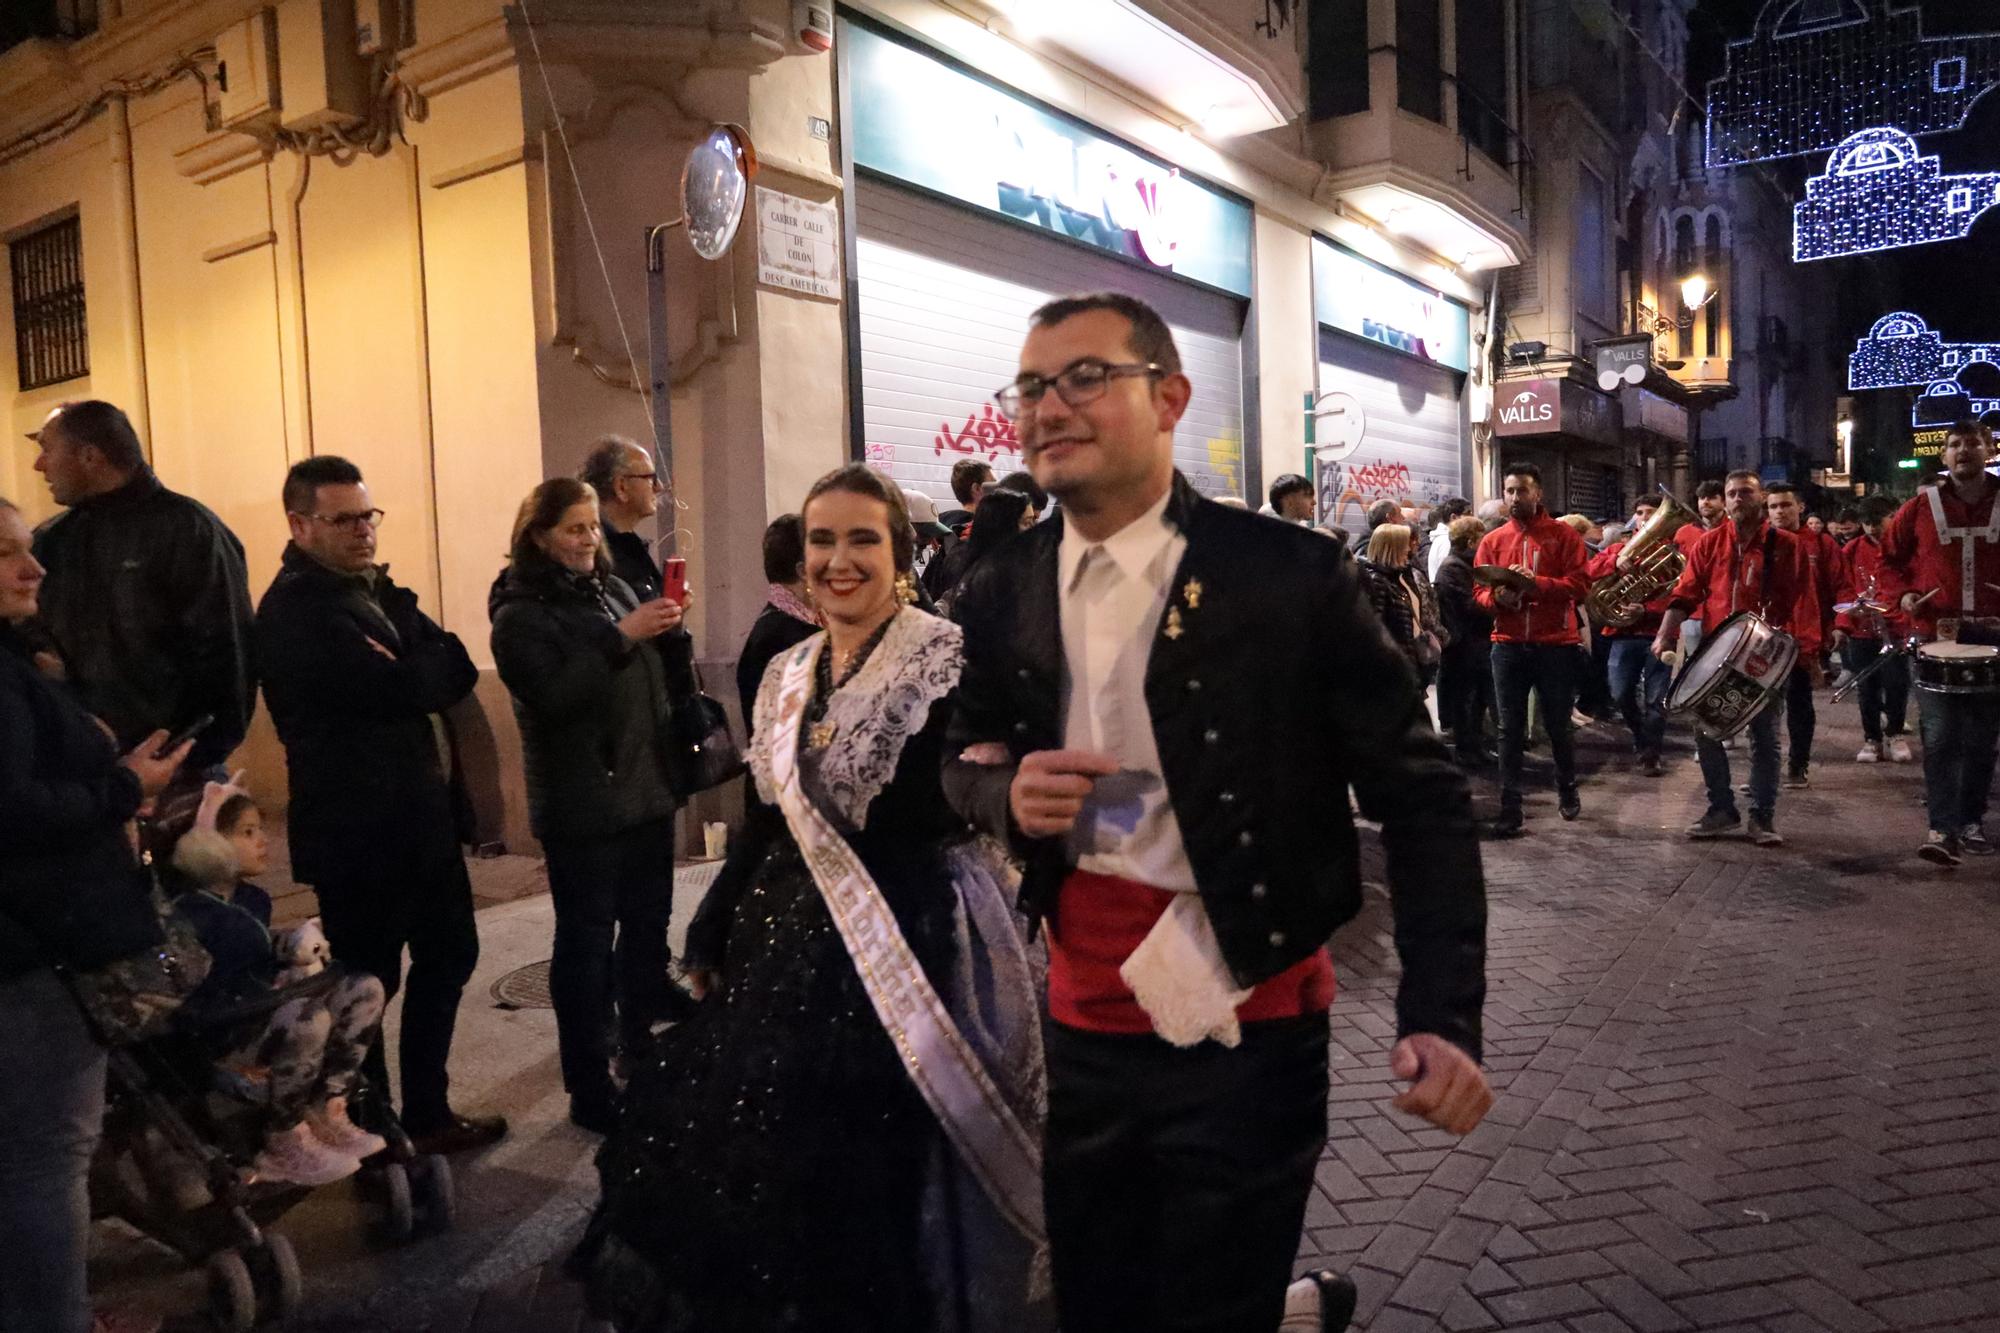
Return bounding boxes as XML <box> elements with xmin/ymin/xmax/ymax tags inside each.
<box><xmin>1705</xmin><ymin>0</ymin><xmax>2000</xmax><ymax>168</ymax></box>
<box><xmin>1793</xmin><ymin>128</ymin><xmax>2000</xmax><ymax>262</ymax></box>
<box><xmin>1848</xmin><ymin>312</ymin><xmax>2000</xmax><ymax>391</ymax></box>
<box><xmin>1914</xmin><ymin>377</ymin><xmax>2000</xmax><ymax>428</ymax></box>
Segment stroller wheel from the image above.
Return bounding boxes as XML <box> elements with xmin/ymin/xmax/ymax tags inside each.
<box><xmin>206</xmin><ymin>1248</ymin><xmax>257</xmax><ymax>1332</ymax></box>
<box><xmin>410</xmin><ymin>1153</ymin><xmax>457</xmax><ymax>1234</ymax></box>
<box><xmin>250</xmin><ymin>1233</ymin><xmax>302</xmax><ymax>1322</ymax></box>
<box><xmin>371</xmin><ymin>1160</ymin><xmax>416</xmax><ymax>1245</ymax></box>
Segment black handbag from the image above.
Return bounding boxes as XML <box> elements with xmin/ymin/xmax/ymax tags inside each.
<box><xmin>661</xmin><ymin>680</ymin><xmax>746</xmax><ymax>799</ymax></box>
<box><xmin>63</xmin><ymin>872</ymin><xmax>213</xmax><ymax>1046</ymax></box>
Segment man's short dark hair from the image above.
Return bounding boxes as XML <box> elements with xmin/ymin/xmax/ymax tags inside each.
<box><xmin>579</xmin><ymin>435</ymin><xmax>648</xmax><ymax>504</ymax></box>
<box><xmin>1029</xmin><ymin>292</ymin><xmax>1182</xmax><ymax>378</ymax></box>
<box><xmin>1269</xmin><ymin>473</ymin><xmax>1312</xmax><ymax>508</ymax></box>
<box><xmin>1836</xmin><ymin>507</ymin><xmax>1860</xmax><ymax>523</ymax></box>
<box><xmin>1859</xmin><ymin>496</ymin><xmax>1896</xmax><ymax>523</ymax></box>
<box><xmin>43</xmin><ymin>400</ymin><xmax>146</xmax><ymax>473</ymax></box>
<box><xmin>1433</xmin><ymin>497</ymin><xmax>1471</xmax><ymax>527</ymax></box>
<box><xmin>1945</xmin><ymin>418</ymin><xmax>1995</xmax><ymax>445</ymax></box>
<box><xmin>1694</xmin><ymin>479</ymin><xmax>1726</xmax><ymax>500</ymax></box>
<box><xmin>284</xmin><ymin>456</ymin><xmax>365</xmax><ymax>516</ymax></box>
<box><xmin>1502</xmin><ymin>462</ymin><xmax>1542</xmax><ymax>485</ymax></box>
<box><xmin>950</xmin><ymin>459</ymin><xmax>995</xmax><ymax>506</ymax></box>
<box><xmin>762</xmin><ymin>513</ymin><xmax>805</xmax><ymax>584</ymax></box>
<box><xmin>1765</xmin><ymin>482</ymin><xmax>1798</xmax><ymax>497</ymax></box>
<box><xmin>1724</xmin><ymin>469</ymin><xmax>1762</xmax><ymax>489</ymax></box>
<box><xmin>994</xmin><ymin>469</ymin><xmax>1048</xmax><ymax>515</ymax></box>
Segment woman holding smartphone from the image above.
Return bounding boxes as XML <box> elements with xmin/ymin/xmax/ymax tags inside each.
<box><xmin>1</xmin><ymin>495</ymin><xmax>190</xmax><ymax>1333</ymax></box>
<box><xmin>489</xmin><ymin>478</ymin><xmax>700</xmax><ymax>1133</ymax></box>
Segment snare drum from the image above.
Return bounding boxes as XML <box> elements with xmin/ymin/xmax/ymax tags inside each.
<box><xmin>1666</xmin><ymin>611</ymin><xmax>1800</xmax><ymax>739</ymax></box>
<box><xmin>1913</xmin><ymin>641</ymin><xmax>2000</xmax><ymax>695</ymax></box>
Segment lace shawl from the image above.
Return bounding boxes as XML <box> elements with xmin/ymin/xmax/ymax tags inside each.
<box><xmin>749</xmin><ymin>610</ymin><xmax>963</xmax><ymax>829</ymax></box>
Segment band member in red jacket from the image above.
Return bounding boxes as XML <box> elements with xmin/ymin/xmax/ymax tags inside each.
<box><xmin>1881</xmin><ymin>419</ymin><xmax>2000</xmax><ymax>866</ymax></box>
<box><xmin>1472</xmin><ymin>463</ymin><xmax>1592</xmax><ymax>838</ymax></box>
<box><xmin>1653</xmin><ymin>471</ymin><xmax>1820</xmax><ymax>847</ymax></box>
<box><xmin>1584</xmin><ymin>495</ymin><xmax>1677</xmax><ymax>776</ymax></box>
<box><xmin>1765</xmin><ymin>483</ymin><xmax>1840</xmax><ymax>787</ymax></box>
<box><xmin>1834</xmin><ymin>495</ymin><xmax>1913</xmax><ymax>765</ymax></box>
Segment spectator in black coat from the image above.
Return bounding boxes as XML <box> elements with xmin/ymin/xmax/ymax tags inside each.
<box><xmin>27</xmin><ymin>399</ymin><xmax>255</xmax><ymax>770</ymax></box>
<box><xmin>254</xmin><ymin>456</ymin><xmax>504</xmax><ymax>1156</ymax></box>
<box><xmin>0</xmin><ymin>494</ymin><xmax>189</xmax><ymax>1333</ymax></box>
<box><xmin>491</xmin><ymin>478</ymin><xmax>699</xmax><ymax>1133</ymax></box>
<box><xmin>735</xmin><ymin>515</ymin><xmax>820</xmax><ymax>733</ymax></box>
<box><xmin>1435</xmin><ymin>516</ymin><xmax>1497</xmax><ymax>765</ymax></box>
<box><xmin>934</xmin><ymin>488</ymin><xmax>1034</xmax><ymax>617</ymax></box>
<box><xmin>579</xmin><ymin>435</ymin><xmax>667</xmax><ymax>603</ymax></box>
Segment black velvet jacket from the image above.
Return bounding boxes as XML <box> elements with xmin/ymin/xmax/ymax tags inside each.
<box><xmin>944</xmin><ymin>474</ymin><xmax>1488</xmax><ymax>1059</ymax></box>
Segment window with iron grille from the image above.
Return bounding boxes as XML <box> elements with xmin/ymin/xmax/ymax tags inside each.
<box><xmin>10</xmin><ymin>215</ymin><xmax>88</xmax><ymax>391</ymax></box>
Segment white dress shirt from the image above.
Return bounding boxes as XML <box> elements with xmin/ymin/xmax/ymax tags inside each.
<box><xmin>1057</xmin><ymin>487</ymin><xmax>1198</xmax><ymax>893</ymax></box>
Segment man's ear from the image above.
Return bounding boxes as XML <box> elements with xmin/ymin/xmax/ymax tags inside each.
<box><xmin>1154</xmin><ymin>372</ymin><xmax>1193</xmax><ymax>434</ymax></box>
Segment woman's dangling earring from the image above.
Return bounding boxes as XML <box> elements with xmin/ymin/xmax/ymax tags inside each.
<box><xmin>895</xmin><ymin>572</ymin><xmax>918</xmax><ymax>606</ymax></box>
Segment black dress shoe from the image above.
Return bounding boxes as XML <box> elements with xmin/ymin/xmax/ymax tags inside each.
<box><xmin>1314</xmin><ymin>1271</ymin><xmax>1359</xmax><ymax>1332</ymax></box>
<box><xmin>1559</xmin><ymin>787</ymin><xmax>1582</xmax><ymax>821</ymax></box>
<box><xmin>407</xmin><ymin>1111</ymin><xmax>509</xmax><ymax>1156</ymax></box>
<box><xmin>1483</xmin><ymin>811</ymin><xmax>1524</xmax><ymax>839</ymax></box>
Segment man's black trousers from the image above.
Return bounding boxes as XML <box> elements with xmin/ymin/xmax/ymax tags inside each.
<box><xmin>1045</xmin><ymin>1012</ymin><xmax>1329</xmax><ymax>1332</ymax></box>
<box><xmin>313</xmin><ymin>850</ymin><xmax>479</xmax><ymax>1132</ymax></box>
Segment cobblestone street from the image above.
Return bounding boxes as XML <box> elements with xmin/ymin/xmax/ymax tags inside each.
<box><xmin>102</xmin><ymin>691</ymin><xmax>2000</xmax><ymax>1331</ymax></box>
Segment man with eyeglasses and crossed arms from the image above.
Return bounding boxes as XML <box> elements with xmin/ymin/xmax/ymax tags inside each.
<box><xmin>255</xmin><ymin>456</ymin><xmax>510</xmax><ymax>1155</ymax></box>
<box><xmin>946</xmin><ymin>292</ymin><xmax>1491</xmax><ymax>1333</ymax></box>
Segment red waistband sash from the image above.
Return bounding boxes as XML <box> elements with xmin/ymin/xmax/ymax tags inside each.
<box><xmin>1047</xmin><ymin>869</ymin><xmax>1335</xmax><ymax>1035</ymax></box>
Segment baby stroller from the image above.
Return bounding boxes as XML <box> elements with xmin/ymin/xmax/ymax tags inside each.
<box><xmin>87</xmin><ymin>973</ymin><xmax>457</xmax><ymax>1331</ymax></box>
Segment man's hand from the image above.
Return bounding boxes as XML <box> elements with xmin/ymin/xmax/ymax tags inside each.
<box><xmin>1828</xmin><ymin>629</ymin><xmax>1848</xmax><ymax>653</ymax></box>
<box><xmin>1390</xmin><ymin>1034</ymin><xmax>1493</xmax><ymax>1135</ymax></box>
<box><xmin>1008</xmin><ymin>749</ymin><xmax>1119</xmax><ymax>838</ymax></box>
<box><xmin>1806</xmin><ymin>657</ymin><xmax>1828</xmax><ymax>688</ymax></box>
<box><xmin>686</xmin><ymin>967</ymin><xmax>719</xmax><ymax>1002</ymax></box>
<box><xmin>1650</xmin><ymin>632</ymin><xmax>1677</xmax><ymax>664</ymax></box>
<box><xmin>123</xmin><ymin>730</ymin><xmax>192</xmax><ymax>799</ymax></box>
<box><xmin>1494</xmin><ymin>586</ymin><xmax>1524</xmax><ymax>610</ymax></box>
<box><xmin>31</xmin><ymin>649</ymin><xmax>65</xmax><ymax>682</ymax></box>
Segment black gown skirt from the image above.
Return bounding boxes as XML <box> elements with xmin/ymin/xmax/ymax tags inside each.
<box><xmin>592</xmin><ymin>705</ymin><xmax>965</xmax><ymax>1333</ymax></box>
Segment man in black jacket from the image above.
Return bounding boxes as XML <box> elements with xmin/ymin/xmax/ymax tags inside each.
<box><xmin>580</xmin><ymin>435</ymin><xmax>667</xmax><ymax>602</ymax></box>
<box><xmin>946</xmin><ymin>293</ymin><xmax>1490</xmax><ymax>1333</ymax></box>
<box><xmin>28</xmin><ymin>400</ymin><xmax>255</xmax><ymax>770</ymax></box>
<box><xmin>255</xmin><ymin>456</ymin><xmax>504</xmax><ymax>1155</ymax></box>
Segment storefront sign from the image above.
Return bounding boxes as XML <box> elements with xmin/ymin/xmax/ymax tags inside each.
<box><xmin>1911</xmin><ymin>426</ymin><xmax>1949</xmax><ymax>458</ymax></box>
<box><xmin>845</xmin><ymin>20</ymin><xmax>1254</xmax><ymax>296</ymax></box>
<box><xmin>1493</xmin><ymin>379</ymin><xmax>1620</xmax><ymax>446</ymax></box>
<box><xmin>756</xmin><ymin>188</ymin><xmax>840</xmax><ymax>299</ymax></box>
<box><xmin>1594</xmin><ymin>335</ymin><xmax>1654</xmax><ymax>391</ymax></box>
<box><xmin>1312</xmin><ymin>238</ymin><xmax>1471</xmax><ymax>373</ymax></box>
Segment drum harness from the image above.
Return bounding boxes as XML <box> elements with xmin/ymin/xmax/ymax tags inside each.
<box><xmin>1922</xmin><ymin>485</ymin><xmax>2000</xmax><ymax>619</ymax></box>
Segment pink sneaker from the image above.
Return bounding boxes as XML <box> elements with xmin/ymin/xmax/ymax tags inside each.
<box><xmin>252</xmin><ymin>1121</ymin><xmax>360</xmax><ymax>1187</ymax></box>
<box><xmin>308</xmin><ymin>1096</ymin><xmax>387</xmax><ymax>1159</ymax></box>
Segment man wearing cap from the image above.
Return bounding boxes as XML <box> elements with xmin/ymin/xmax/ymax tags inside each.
<box><xmin>903</xmin><ymin>488</ymin><xmax>958</xmax><ymax>593</ymax></box>
<box><xmin>27</xmin><ymin>400</ymin><xmax>255</xmax><ymax>770</ymax></box>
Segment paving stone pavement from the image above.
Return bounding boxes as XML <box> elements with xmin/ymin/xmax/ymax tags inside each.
<box><xmin>1307</xmin><ymin>693</ymin><xmax>2000</xmax><ymax>1330</ymax></box>
<box><xmin>117</xmin><ymin>684</ymin><xmax>1999</xmax><ymax>1331</ymax></box>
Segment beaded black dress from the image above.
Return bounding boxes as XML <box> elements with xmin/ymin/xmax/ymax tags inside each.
<box><xmin>590</xmin><ymin>610</ymin><xmax>1045</xmax><ymax>1333</ymax></box>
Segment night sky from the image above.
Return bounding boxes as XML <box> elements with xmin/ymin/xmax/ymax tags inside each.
<box><xmin>1687</xmin><ymin>0</ymin><xmax>2000</xmax><ymax>473</ymax></box>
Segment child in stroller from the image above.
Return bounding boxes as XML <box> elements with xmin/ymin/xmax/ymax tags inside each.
<box><xmin>167</xmin><ymin>780</ymin><xmax>388</xmax><ymax>1186</ymax></box>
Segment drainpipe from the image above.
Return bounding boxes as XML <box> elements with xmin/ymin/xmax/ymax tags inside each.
<box><xmin>106</xmin><ymin>93</ymin><xmax>151</xmax><ymax>447</ymax></box>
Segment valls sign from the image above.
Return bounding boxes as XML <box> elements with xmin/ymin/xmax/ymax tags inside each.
<box><xmin>1494</xmin><ymin>381</ymin><xmax>1559</xmax><ymax>435</ymax></box>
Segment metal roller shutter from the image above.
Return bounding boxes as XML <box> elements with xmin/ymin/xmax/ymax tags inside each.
<box><xmin>855</xmin><ymin>178</ymin><xmax>1249</xmax><ymax>507</ymax></box>
<box><xmin>1315</xmin><ymin>329</ymin><xmax>1465</xmax><ymax>533</ymax></box>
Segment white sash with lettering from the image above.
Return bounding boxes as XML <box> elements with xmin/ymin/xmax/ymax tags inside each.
<box><xmin>762</xmin><ymin>631</ymin><xmax>1047</xmax><ymax>1251</ymax></box>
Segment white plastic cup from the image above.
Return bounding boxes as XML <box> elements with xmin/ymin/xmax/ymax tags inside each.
<box><xmin>703</xmin><ymin>822</ymin><xmax>728</xmax><ymax>859</ymax></box>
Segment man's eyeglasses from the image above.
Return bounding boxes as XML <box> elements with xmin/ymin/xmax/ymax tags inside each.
<box><xmin>620</xmin><ymin>471</ymin><xmax>663</xmax><ymax>491</ymax></box>
<box><xmin>297</xmin><ymin>509</ymin><xmax>385</xmax><ymax>534</ymax></box>
<box><xmin>994</xmin><ymin>359</ymin><xmax>1163</xmax><ymax>422</ymax></box>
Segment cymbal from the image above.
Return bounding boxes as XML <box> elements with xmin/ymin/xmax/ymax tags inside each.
<box><xmin>1473</xmin><ymin>565</ymin><xmax>1536</xmax><ymax>592</ymax></box>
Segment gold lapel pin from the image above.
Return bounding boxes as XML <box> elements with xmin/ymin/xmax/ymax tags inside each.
<box><xmin>1183</xmin><ymin>578</ymin><xmax>1204</xmax><ymax>610</ymax></box>
<box><xmin>1164</xmin><ymin>606</ymin><xmax>1185</xmax><ymax>640</ymax></box>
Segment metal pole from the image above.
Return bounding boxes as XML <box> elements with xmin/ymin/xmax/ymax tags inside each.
<box><xmin>646</xmin><ymin>226</ymin><xmax>677</xmax><ymax>558</ymax></box>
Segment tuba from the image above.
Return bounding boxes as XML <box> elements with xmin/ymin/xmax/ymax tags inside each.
<box><xmin>1586</xmin><ymin>491</ymin><xmax>1695</xmax><ymax>628</ymax></box>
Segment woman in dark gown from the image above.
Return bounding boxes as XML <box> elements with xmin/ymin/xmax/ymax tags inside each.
<box><xmin>588</xmin><ymin>464</ymin><xmax>1045</xmax><ymax>1333</ymax></box>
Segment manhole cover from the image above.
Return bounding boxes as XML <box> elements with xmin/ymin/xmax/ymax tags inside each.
<box><xmin>491</xmin><ymin>960</ymin><xmax>553</xmax><ymax>1009</ymax></box>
